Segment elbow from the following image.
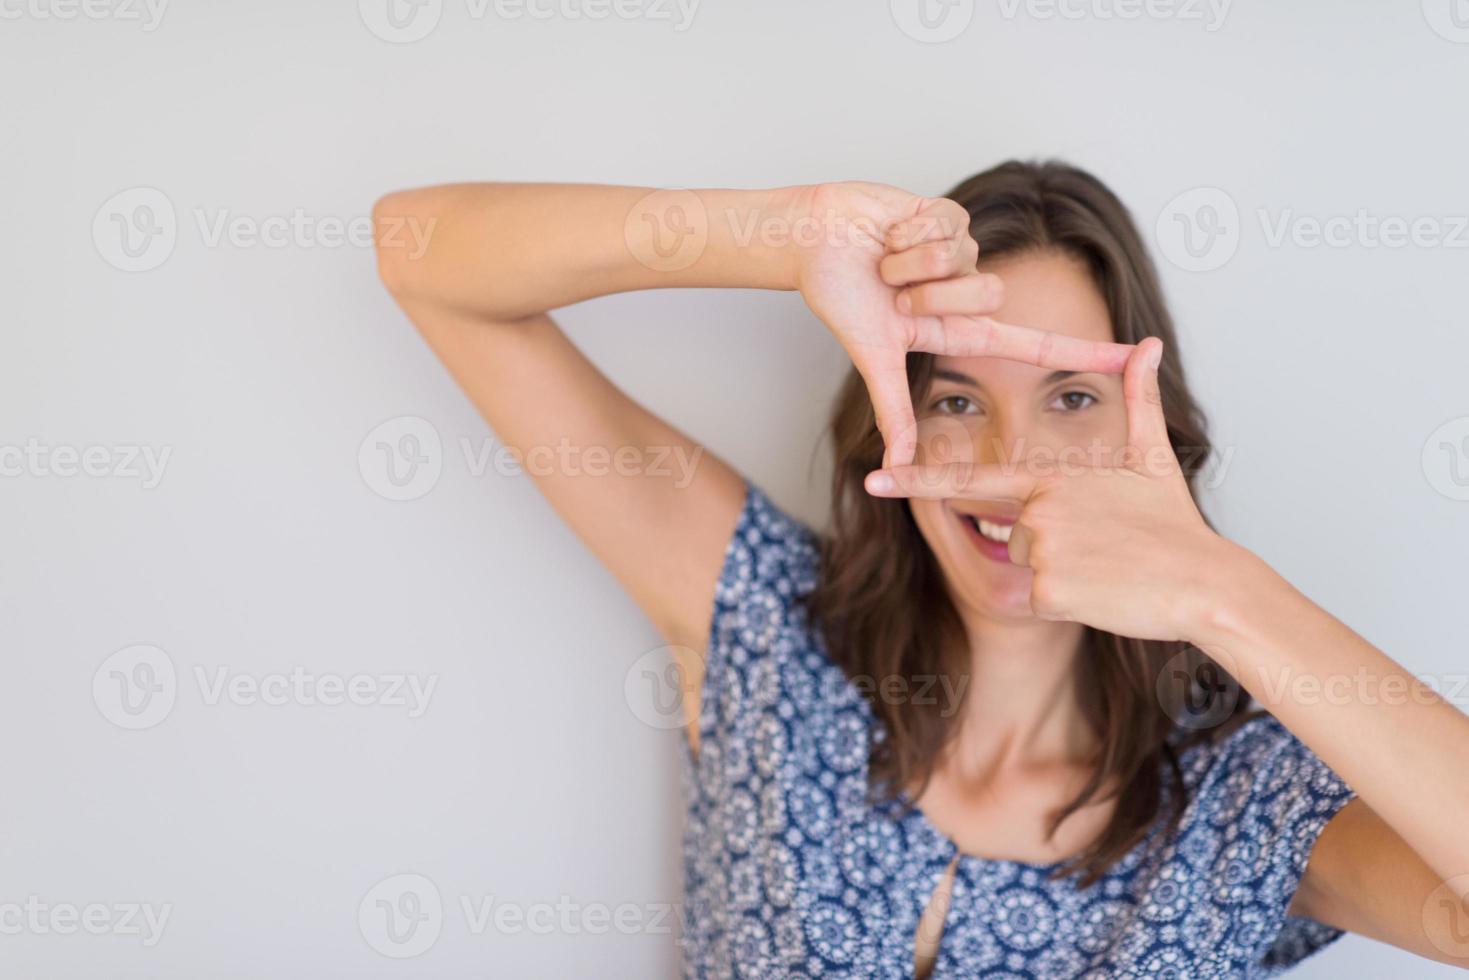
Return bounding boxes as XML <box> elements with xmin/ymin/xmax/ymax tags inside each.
<box><xmin>371</xmin><ymin>189</ymin><xmax>435</xmax><ymax>300</ymax></box>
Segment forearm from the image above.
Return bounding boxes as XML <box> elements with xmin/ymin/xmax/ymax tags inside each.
<box><xmin>1195</xmin><ymin>544</ymin><xmax>1469</xmax><ymax>896</ymax></box>
<box><xmin>372</xmin><ymin>182</ymin><xmax>806</xmax><ymax>319</ymax></box>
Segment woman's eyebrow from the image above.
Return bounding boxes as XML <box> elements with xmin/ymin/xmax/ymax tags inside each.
<box><xmin>932</xmin><ymin>368</ymin><xmax>979</xmax><ymax>387</ymax></box>
<box><xmin>933</xmin><ymin>368</ymin><xmax>1083</xmax><ymax>388</ymax></box>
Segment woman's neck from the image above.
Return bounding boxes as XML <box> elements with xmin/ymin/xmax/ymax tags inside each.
<box><xmin>945</xmin><ymin>609</ymin><xmax>1096</xmax><ymax>774</ymax></box>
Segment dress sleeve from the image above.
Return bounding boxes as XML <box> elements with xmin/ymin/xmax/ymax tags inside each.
<box><xmin>1189</xmin><ymin>714</ymin><xmax>1358</xmax><ymax>975</ymax></box>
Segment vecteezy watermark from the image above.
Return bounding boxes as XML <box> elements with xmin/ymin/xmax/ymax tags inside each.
<box><xmin>1258</xmin><ymin>209</ymin><xmax>1469</xmax><ymax>250</ymax></box>
<box><xmin>358</xmin><ymin>416</ymin><xmax>443</xmax><ymax>502</ymax></box>
<box><xmin>459</xmin><ymin>895</ymin><xmax>683</xmax><ymax>938</ymax></box>
<box><xmin>1155</xmin><ymin>187</ymin><xmax>1241</xmax><ymax>273</ymax></box>
<box><xmin>93</xmin><ymin>187</ymin><xmax>177</xmax><ymax>273</ymax></box>
<box><xmin>0</xmin><ymin>897</ymin><xmax>173</xmax><ymax>947</ymax></box>
<box><xmin>1157</xmin><ymin>186</ymin><xmax>1469</xmax><ymax>272</ymax></box>
<box><xmin>890</xmin><ymin>0</ymin><xmax>975</xmax><ymax>43</ymax></box>
<box><xmin>623</xmin><ymin>189</ymin><xmax>710</xmax><ymax>273</ymax></box>
<box><xmin>359</xmin><ymin>874</ymin><xmax>443</xmax><ymax>959</ymax></box>
<box><xmin>996</xmin><ymin>0</ymin><xmax>1232</xmax><ymax>31</ymax></box>
<box><xmin>624</xmin><ymin>645</ymin><xmax>700</xmax><ymax>731</ymax></box>
<box><xmin>1421</xmin><ymin>874</ymin><xmax>1469</xmax><ymax>960</ymax></box>
<box><xmin>92</xmin><ymin>644</ymin><xmax>440</xmax><ymax>730</ymax></box>
<box><xmin>1422</xmin><ymin>0</ymin><xmax>1469</xmax><ymax>43</ymax></box>
<box><xmin>93</xmin><ymin>644</ymin><xmax>178</xmax><ymax>731</ymax></box>
<box><xmin>847</xmin><ymin>672</ymin><xmax>970</xmax><ymax>716</ymax></box>
<box><xmin>909</xmin><ymin>418</ymin><xmax>1238</xmax><ymax>489</ymax></box>
<box><xmin>1156</xmin><ymin>646</ymin><xmax>1243</xmax><ymax>730</ymax></box>
<box><xmin>1250</xmin><ymin>666</ymin><xmax>1469</xmax><ymax>709</ymax></box>
<box><xmin>357</xmin><ymin>0</ymin><xmax>699</xmax><ymax>43</ymax></box>
<box><xmin>194</xmin><ymin>666</ymin><xmax>437</xmax><ymax>718</ymax></box>
<box><xmin>358</xmin><ymin>872</ymin><xmax>686</xmax><ymax>958</ymax></box>
<box><xmin>358</xmin><ymin>416</ymin><xmax>707</xmax><ymax>502</ymax></box>
<box><xmin>1423</xmin><ymin>416</ymin><xmax>1469</xmax><ymax>502</ymax></box>
<box><xmin>92</xmin><ymin>187</ymin><xmax>435</xmax><ymax>273</ymax></box>
<box><xmin>0</xmin><ymin>439</ymin><xmax>172</xmax><ymax>489</ymax></box>
<box><xmin>0</xmin><ymin>0</ymin><xmax>169</xmax><ymax>30</ymax></box>
<box><xmin>622</xmin><ymin>192</ymin><xmax>969</xmax><ymax>275</ymax></box>
<box><xmin>194</xmin><ymin>208</ymin><xmax>433</xmax><ymax>256</ymax></box>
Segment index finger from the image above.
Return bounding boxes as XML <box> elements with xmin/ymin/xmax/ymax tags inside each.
<box><xmin>916</xmin><ymin>314</ymin><xmax>1135</xmax><ymax>374</ymax></box>
<box><xmin>864</xmin><ymin>461</ymin><xmax>1039</xmax><ymax>503</ymax></box>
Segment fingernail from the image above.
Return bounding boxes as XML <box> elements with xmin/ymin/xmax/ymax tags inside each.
<box><xmin>896</xmin><ymin>291</ymin><xmax>912</xmax><ymax>314</ymax></box>
<box><xmin>1147</xmin><ymin>341</ymin><xmax>1163</xmax><ymax>369</ymax></box>
<box><xmin>866</xmin><ymin>472</ymin><xmax>895</xmax><ymax>494</ymax></box>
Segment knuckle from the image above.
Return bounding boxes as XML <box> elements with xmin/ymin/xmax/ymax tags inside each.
<box><xmin>923</xmin><ymin>244</ymin><xmax>951</xmax><ymax>277</ymax></box>
<box><xmin>1029</xmin><ymin>576</ymin><xmax>1061</xmax><ymax>614</ymax></box>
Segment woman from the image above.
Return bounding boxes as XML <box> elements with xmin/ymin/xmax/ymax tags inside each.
<box><xmin>372</xmin><ymin>162</ymin><xmax>1469</xmax><ymax>977</ymax></box>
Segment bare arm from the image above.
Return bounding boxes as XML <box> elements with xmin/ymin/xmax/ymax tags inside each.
<box><xmin>371</xmin><ymin>185</ymin><xmax>806</xmax><ymax>740</ymax></box>
<box><xmin>1292</xmin><ymin>799</ymin><xmax>1469</xmax><ymax>968</ymax></box>
<box><xmin>372</xmin><ymin>180</ymin><xmax>1068</xmax><ymax>749</ymax></box>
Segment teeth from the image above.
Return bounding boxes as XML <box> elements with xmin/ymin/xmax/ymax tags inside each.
<box><xmin>974</xmin><ymin>517</ymin><xmax>1012</xmax><ymax>543</ymax></box>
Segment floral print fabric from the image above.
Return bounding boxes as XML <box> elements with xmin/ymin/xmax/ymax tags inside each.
<box><xmin>680</xmin><ymin>480</ymin><xmax>1356</xmax><ymax>978</ymax></box>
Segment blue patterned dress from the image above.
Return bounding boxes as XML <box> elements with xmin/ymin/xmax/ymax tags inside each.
<box><xmin>680</xmin><ymin>480</ymin><xmax>1358</xmax><ymax>978</ymax></box>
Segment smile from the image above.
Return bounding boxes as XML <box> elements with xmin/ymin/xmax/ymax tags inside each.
<box><xmin>956</xmin><ymin>510</ymin><xmax>1018</xmax><ymax>563</ymax></box>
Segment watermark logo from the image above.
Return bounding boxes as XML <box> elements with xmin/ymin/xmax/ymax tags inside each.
<box><xmin>359</xmin><ymin>0</ymin><xmax>698</xmax><ymax>41</ymax></box>
<box><xmin>94</xmin><ymin>188</ymin><xmax>435</xmax><ymax>271</ymax></box>
<box><xmin>360</xmin><ymin>420</ymin><xmax>706</xmax><ymax>501</ymax></box>
<box><xmin>1423</xmin><ymin>416</ymin><xmax>1469</xmax><ymax>502</ymax></box>
<box><xmin>624</xmin><ymin>645</ymin><xmax>698</xmax><ymax>730</ymax></box>
<box><xmin>93</xmin><ymin>644</ymin><xmax>178</xmax><ymax>731</ymax></box>
<box><xmin>359</xmin><ymin>873</ymin><xmax>443</xmax><ymax>958</ymax></box>
<box><xmin>995</xmin><ymin>0</ymin><xmax>1231</xmax><ymax>31</ymax></box>
<box><xmin>359</xmin><ymin>416</ymin><xmax>443</xmax><ymax>502</ymax></box>
<box><xmin>358</xmin><ymin>0</ymin><xmax>443</xmax><ymax>42</ymax></box>
<box><xmin>1156</xmin><ymin>646</ymin><xmax>1241</xmax><ymax>730</ymax></box>
<box><xmin>93</xmin><ymin>187</ymin><xmax>177</xmax><ymax>273</ymax></box>
<box><xmin>1155</xmin><ymin>187</ymin><xmax>1240</xmax><ymax>273</ymax></box>
<box><xmin>194</xmin><ymin>666</ymin><xmax>438</xmax><ymax>717</ymax></box>
<box><xmin>1421</xmin><ymin>874</ymin><xmax>1469</xmax><ymax>959</ymax></box>
<box><xmin>890</xmin><ymin>0</ymin><xmax>974</xmax><ymax>42</ymax></box>
<box><xmin>1258</xmin><ymin>209</ymin><xmax>1469</xmax><ymax>250</ymax></box>
<box><xmin>624</xmin><ymin>189</ymin><xmax>709</xmax><ymax>273</ymax></box>
<box><xmin>1422</xmin><ymin>0</ymin><xmax>1469</xmax><ymax>43</ymax></box>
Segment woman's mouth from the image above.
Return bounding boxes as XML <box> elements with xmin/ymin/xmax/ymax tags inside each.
<box><xmin>957</xmin><ymin>511</ymin><xmax>1016</xmax><ymax>563</ymax></box>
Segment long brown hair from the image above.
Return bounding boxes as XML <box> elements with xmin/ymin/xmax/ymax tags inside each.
<box><xmin>804</xmin><ymin>160</ymin><xmax>1255</xmax><ymax>887</ymax></box>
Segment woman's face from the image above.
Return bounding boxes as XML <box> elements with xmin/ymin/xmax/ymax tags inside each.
<box><xmin>908</xmin><ymin>248</ymin><xmax>1130</xmax><ymax>622</ymax></box>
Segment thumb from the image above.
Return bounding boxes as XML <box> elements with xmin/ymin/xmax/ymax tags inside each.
<box><xmin>1123</xmin><ymin>337</ymin><xmax>1172</xmax><ymax>464</ymax></box>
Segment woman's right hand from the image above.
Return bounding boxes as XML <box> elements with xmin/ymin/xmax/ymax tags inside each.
<box><xmin>789</xmin><ymin>181</ymin><xmax>1136</xmax><ymax>467</ymax></box>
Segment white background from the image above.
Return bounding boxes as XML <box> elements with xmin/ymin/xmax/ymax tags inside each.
<box><xmin>3</xmin><ymin>0</ymin><xmax>1468</xmax><ymax>976</ymax></box>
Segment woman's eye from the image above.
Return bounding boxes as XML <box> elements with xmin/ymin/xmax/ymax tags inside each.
<box><xmin>1051</xmin><ymin>391</ymin><xmax>1097</xmax><ymax>412</ymax></box>
<box><xmin>934</xmin><ymin>395</ymin><xmax>979</xmax><ymax>415</ymax></box>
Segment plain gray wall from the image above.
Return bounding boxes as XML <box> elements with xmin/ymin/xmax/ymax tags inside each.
<box><xmin>3</xmin><ymin>0</ymin><xmax>1468</xmax><ymax>976</ymax></box>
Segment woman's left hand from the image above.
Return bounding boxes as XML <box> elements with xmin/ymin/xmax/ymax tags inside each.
<box><xmin>863</xmin><ymin>337</ymin><xmax>1240</xmax><ymax>643</ymax></box>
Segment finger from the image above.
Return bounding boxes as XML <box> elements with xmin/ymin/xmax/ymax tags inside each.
<box><xmin>884</xmin><ymin>198</ymin><xmax>970</xmax><ymax>252</ymax></box>
<box><xmin>879</xmin><ymin>237</ymin><xmax>979</xmax><ymax>287</ymax></box>
<box><xmin>909</xmin><ymin>314</ymin><xmax>1135</xmax><ymax>374</ymax></box>
<box><xmin>854</xmin><ymin>352</ymin><xmax>918</xmax><ymax>469</ymax></box>
<box><xmin>863</xmin><ymin>461</ymin><xmax>1038</xmax><ymax>503</ymax></box>
<box><xmin>1006</xmin><ymin>521</ymin><xmax>1035</xmax><ymax>568</ymax></box>
<box><xmin>897</xmin><ymin>274</ymin><xmax>1004</xmax><ymax>317</ymax></box>
<box><xmin>1123</xmin><ymin>337</ymin><xmax>1173</xmax><ymax>459</ymax></box>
